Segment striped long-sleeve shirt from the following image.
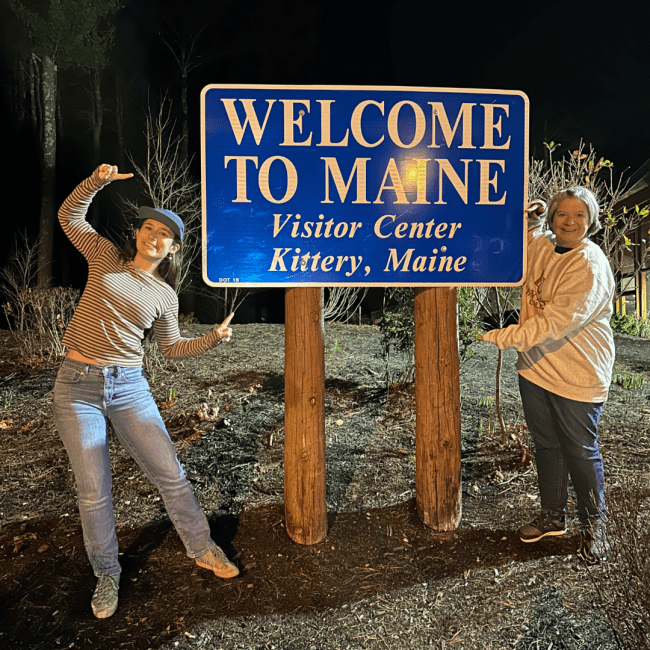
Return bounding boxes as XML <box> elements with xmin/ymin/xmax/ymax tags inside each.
<box><xmin>59</xmin><ymin>174</ymin><xmax>221</xmax><ymax>366</ymax></box>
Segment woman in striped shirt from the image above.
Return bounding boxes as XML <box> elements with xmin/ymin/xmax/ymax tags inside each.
<box><xmin>54</xmin><ymin>164</ymin><xmax>238</xmax><ymax>620</ymax></box>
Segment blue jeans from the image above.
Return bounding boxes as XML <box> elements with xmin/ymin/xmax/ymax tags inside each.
<box><xmin>518</xmin><ymin>375</ymin><xmax>605</xmax><ymax>524</ymax></box>
<box><xmin>53</xmin><ymin>358</ymin><xmax>216</xmax><ymax>577</ymax></box>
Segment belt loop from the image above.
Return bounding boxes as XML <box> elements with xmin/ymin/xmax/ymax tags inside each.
<box><xmin>112</xmin><ymin>366</ymin><xmax>118</xmax><ymax>377</ymax></box>
<box><xmin>85</xmin><ymin>364</ymin><xmax>89</xmax><ymax>376</ymax></box>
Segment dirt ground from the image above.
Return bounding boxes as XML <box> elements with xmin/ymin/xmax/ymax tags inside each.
<box><xmin>0</xmin><ymin>323</ymin><xmax>648</xmax><ymax>650</ymax></box>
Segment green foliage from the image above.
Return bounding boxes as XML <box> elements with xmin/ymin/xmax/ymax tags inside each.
<box><xmin>378</xmin><ymin>288</ymin><xmax>415</xmax><ymax>382</ymax></box>
<box><xmin>379</xmin><ymin>287</ymin><xmax>415</xmax><ymax>355</ymax></box>
<box><xmin>610</xmin><ymin>314</ymin><xmax>650</xmax><ymax>339</ymax></box>
<box><xmin>477</xmin><ymin>418</ymin><xmax>497</xmax><ymax>436</ymax></box>
<box><xmin>378</xmin><ymin>287</ymin><xmax>483</xmax><ymax>384</ymax></box>
<box><xmin>330</xmin><ymin>338</ymin><xmax>344</xmax><ymax>355</ymax></box>
<box><xmin>529</xmin><ymin>140</ymin><xmax>619</xmax><ymax>207</ymax></box>
<box><xmin>458</xmin><ymin>287</ymin><xmax>486</xmax><ymax>360</ymax></box>
<box><xmin>612</xmin><ymin>372</ymin><xmax>645</xmax><ymax>390</ymax></box>
<box><xmin>530</xmin><ymin>141</ymin><xmax>650</xmax><ymax>298</ymax></box>
<box><xmin>3</xmin><ymin>390</ymin><xmax>14</xmax><ymax>410</ymax></box>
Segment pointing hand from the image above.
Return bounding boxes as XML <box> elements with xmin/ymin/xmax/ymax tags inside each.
<box><xmin>215</xmin><ymin>313</ymin><xmax>234</xmax><ymax>343</ymax></box>
<box><xmin>92</xmin><ymin>164</ymin><xmax>134</xmax><ymax>187</ymax></box>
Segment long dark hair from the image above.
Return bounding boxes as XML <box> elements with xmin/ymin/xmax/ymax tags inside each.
<box><xmin>119</xmin><ymin>230</ymin><xmax>182</xmax><ymax>290</ymax></box>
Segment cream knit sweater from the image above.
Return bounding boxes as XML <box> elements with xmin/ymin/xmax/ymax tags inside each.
<box><xmin>481</xmin><ymin>225</ymin><xmax>615</xmax><ymax>403</ymax></box>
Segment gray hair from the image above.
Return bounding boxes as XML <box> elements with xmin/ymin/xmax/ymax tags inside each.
<box><xmin>546</xmin><ymin>187</ymin><xmax>601</xmax><ymax>237</ymax></box>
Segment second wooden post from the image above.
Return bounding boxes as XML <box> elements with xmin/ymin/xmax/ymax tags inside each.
<box><xmin>414</xmin><ymin>287</ymin><xmax>462</xmax><ymax>531</ymax></box>
<box><xmin>284</xmin><ymin>287</ymin><xmax>327</xmax><ymax>545</ymax></box>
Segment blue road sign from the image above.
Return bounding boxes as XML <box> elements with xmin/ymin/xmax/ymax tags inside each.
<box><xmin>201</xmin><ymin>85</ymin><xmax>528</xmax><ymax>287</ymax></box>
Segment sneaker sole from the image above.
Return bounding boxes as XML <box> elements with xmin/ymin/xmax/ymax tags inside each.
<box><xmin>519</xmin><ymin>529</ymin><xmax>566</xmax><ymax>543</ymax></box>
<box><xmin>92</xmin><ymin>606</ymin><xmax>118</xmax><ymax>619</ymax></box>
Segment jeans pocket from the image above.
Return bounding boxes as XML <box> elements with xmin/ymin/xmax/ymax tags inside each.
<box><xmin>56</xmin><ymin>366</ymin><xmax>84</xmax><ymax>384</ymax></box>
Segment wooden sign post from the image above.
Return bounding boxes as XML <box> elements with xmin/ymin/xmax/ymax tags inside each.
<box><xmin>284</xmin><ymin>287</ymin><xmax>327</xmax><ymax>545</ymax></box>
<box><xmin>414</xmin><ymin>287</ymin><xmax>462</xmax><ymax>530</ymax></box>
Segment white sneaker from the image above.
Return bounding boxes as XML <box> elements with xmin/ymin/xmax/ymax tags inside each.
<box><xmin>91</xmin><ymin>574</ymin><xmax>120</xmax><ymax>619</ymax></box>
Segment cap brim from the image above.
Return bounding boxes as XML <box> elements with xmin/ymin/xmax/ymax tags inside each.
<box><xmin>138</xmin><ymin>206</ymin><xmax>183</xmax><ymax>241</ymax></box>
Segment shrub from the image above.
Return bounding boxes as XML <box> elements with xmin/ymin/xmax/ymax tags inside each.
<box><xmin>3</xmin><ymin>286</ymin><xmax>80</xmax><ymax>361</ymax></box>
<box><xmin>610</xmin><ymin>314</ymin><xmax>650</xmax><ymax>339</ymax></box>
<box><xmin>378</xmin><ymin>287</ymin><xmax>483</xmax><ymax>384</ymax></box>
<box><xmin>587</xmin><ymin>476</ymin><xmax>650</xmax><ymax>649</ymax></box>
<box><xmin>530</xmin><ymin>141</ymin><xmax>650</xmax><ymax>301</ymax></box>
<box><xmin>378</xmin><ymin>287</ymin><xmax>415</xmax><ymax>383</ymax></box>
<box><xmin>1</xmin><ymin>232</ymin><xmax>80</xmax><ymax>361</ymax></box>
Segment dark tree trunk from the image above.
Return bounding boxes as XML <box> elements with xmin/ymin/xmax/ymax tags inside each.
<box><xmin>114</xmin><ymin>71</ymin><xmax>126</xmax><ymax>170</ymax></box>
<box><xmin>37</xmin><ymin>55</ymin><xmax>57</xmax><ymax>287</ymax></box>
<box><xmin>89</xmin><ymin>69</ymin><xmax>103</xmax><ymax>228</ymax></box>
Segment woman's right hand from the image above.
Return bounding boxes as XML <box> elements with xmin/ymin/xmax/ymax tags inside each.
<box><xmin>208</xmin><ymin>313</ymin><xmax>234</xmax><ymax>348</ymax></box>
<box><xmin>215</xmin><ymin>313</ymin><xmax>234</xmax><ymax>343</ymax></box>
<box><xmin>92</xmin><ymin>164</ymin><xmax>133</xmax><ymax>187</ymax></box>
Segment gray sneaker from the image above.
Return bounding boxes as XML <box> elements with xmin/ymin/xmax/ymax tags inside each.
<box><xmin>91</xmin><ymin>574</ymin><xmax>120</xmax><ymax>619</ymax></box>
<box><xmin>195</xmin><ymin>546</ymin><xmax>239</xmax><ymax>579</ymax></box>
<box><xmin>518</xmin><ymin>510</ymin><xmax>566</xmax><ymax>543</ymax></box>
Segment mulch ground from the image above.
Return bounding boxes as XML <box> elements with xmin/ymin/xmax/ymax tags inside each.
<box><xmin>0</xmin><ymin>323</ymin><xmax>648</xmax><ymax>649</ymax></box>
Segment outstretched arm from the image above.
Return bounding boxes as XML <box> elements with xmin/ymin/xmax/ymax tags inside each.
<box><xmin>477</xmin><ymin>200</ymin><xmax>548</xmax><ymax>344</ymax></box>
<box><xmin>479</xmin><ymin>259</ymin><xmax>612</xmax><ymax>352</ymax></box>
<box><xmin>58</xmin><ymin>164</ymin><xmax>133</xmax><ymax>260</ymax></box>
<box><xmin>154</xmin><ymin>313</ymin><xmax>236</xmax><ymax>359</ymax></box>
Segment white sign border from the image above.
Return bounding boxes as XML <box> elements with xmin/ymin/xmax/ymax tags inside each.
<box><xmin>201</xmin><ymin>84</ymin><xmax>530</xmax><ymax>288</ymax></box>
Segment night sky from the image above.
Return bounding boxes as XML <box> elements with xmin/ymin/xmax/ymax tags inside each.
<box><xmin>1</xmin><ymin>0</ymin><xmax>648</xmax><ymax>283</ymax></box>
